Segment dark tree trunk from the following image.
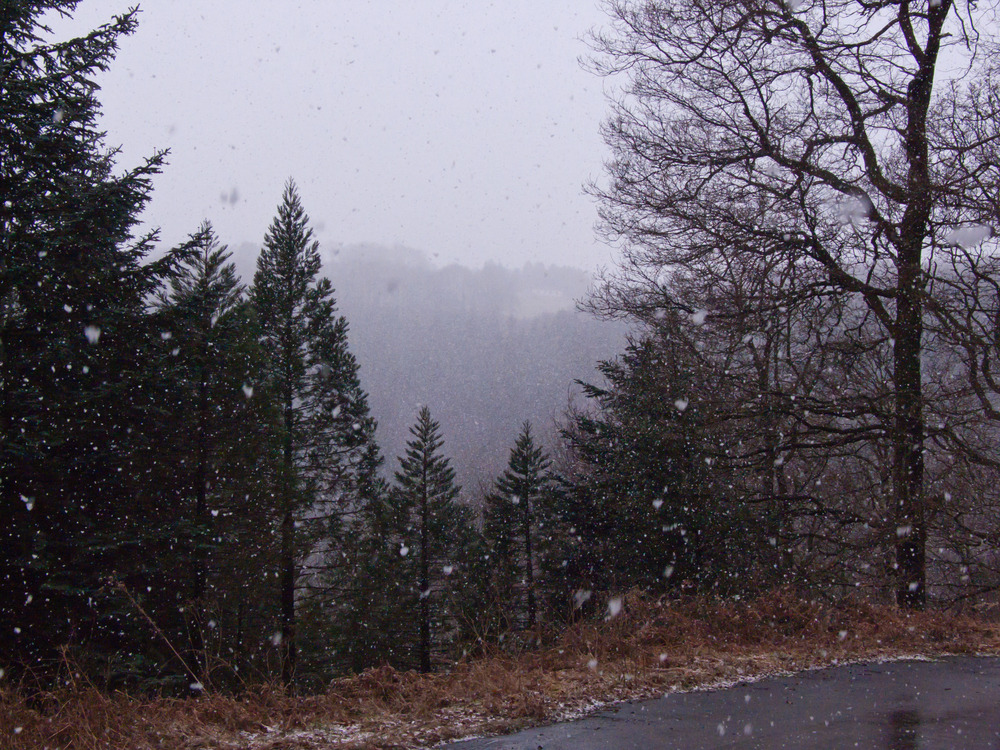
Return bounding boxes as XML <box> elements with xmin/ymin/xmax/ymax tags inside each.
<box><xmin>280</xmin><ymin>395</ymin><xmax>296</xmax><ymax>685</ymax></box>
<box><xmin>891</xmin><ymin>8</ymin><xmax>944</xmax><ymax>611</ymax></box>
<box><xmin>893</xmin><ymin>227</ymin><xmax>927</xmax><ymax>608</ymax></box>
<box><xmin>893</xmin><ymin>281</ymin><xmax>926</xmax><ymax>609</ymax></box>
<box><xmin>523</xmin><ymin>500</ymin><xmax>535</xmax><ymax>628</ymax></box>
<box><xmin>419</xmin><ymin>465</ymin><xmax>431</xmax><ymax>673</ymax></box>
<box><xmin>189</xmin><ymin>361</ymin><xmax>210</xmax><ymax>683</ymax></box>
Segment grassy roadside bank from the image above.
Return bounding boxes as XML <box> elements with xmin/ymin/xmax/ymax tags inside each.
<box><xmin>4</xmin><ymin>590</ymin><xmax>998</xmax><ymax>749</ymax></box>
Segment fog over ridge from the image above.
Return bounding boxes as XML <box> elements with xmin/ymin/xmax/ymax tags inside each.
<box><xmin>229</xmin><ymin>241</ymin><xmax>626</xmax><ymax>495</ymax></box>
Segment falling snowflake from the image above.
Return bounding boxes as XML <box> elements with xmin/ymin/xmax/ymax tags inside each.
<box><xmin>84</xmin><ymin>325</ymin><xmax>101</xmax><ymax>344</ymax></box>
<box><xmin>607</xmin><ymin>597</ymin><xmax>623</xmax><ymax>619</ymax></box>
<box><xmin>943</xmin><ymin>225</ymin><xmax>993</xmax><ymax>248</ymax></box>
<box><xmin>833</xmin><ymin>193</ymin><xmax>874</xmax><ymax>225</ymax></box>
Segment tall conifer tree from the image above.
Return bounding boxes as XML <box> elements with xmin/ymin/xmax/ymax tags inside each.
<box><xmin>153</xmin><ymin>223</ymin><xmax>276</xmax><ymax>684</ymax></box>
<box><xmin>484</xmin><ymin>422</ymin><xmax>551</xmax><ymax>628</ymax></box>
<box><xmin>393</xmin><ymin>407</ymin><xmax>474</xmax><ymax>673</ymax></box>
<box><xmin>251</xmin><ymin>180</ymin><xmax>377</xmax><ymax>684</ymax></box>
<box><xmin>556</xmin><ymin>337</ymin><xmax>753</xmax><ymax>596</ymax></box>
<box><xmin>0</xmin><ymin>3</ymin><xmax>186</xmax><ymax>674</ymax></box>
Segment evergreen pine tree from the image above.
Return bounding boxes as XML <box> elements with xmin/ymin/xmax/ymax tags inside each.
<box><xmin>251</xmin><ymin>180</ymin><xmax>378</xmax><ymax>684</ymax></box>
<box><xmin>557</xmin><ymin>338</ymin><xmax>720</xmax><ymax>597</ymax></box>
<box><xmin>153</xmin><ymin>223</ymin><xmax>277</xmax><ymax>685</ymax></box>
<box><xmin>393</xmin><ymin>407</ymin><xmax>475</xmax><ymax>673</ymax></box>
<box><xmin>484</xmin><ymin>422</ymin><xmax>551</xmax><ymax>628</ymax></box>
<box><xmin>309</xmin><ymin>468</ymin><xmax>404</xmax><ymax>675</ymax></box>
<box><xmin>0</xmin><ymin>3</ymin><xmax>188</xmax><ymax>676</ymax></box>
<box><xmin>158</xmin><ymin>223</ymin><xmax>244</xmax><ymax>607</ymax></box>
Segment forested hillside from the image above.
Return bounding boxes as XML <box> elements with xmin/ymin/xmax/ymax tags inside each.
<box><xmin>324</xmin><ymin>247</ymin><xmax>627</xmax><ymax>492</ymax></box>
<box><xmin>4</xmin><ymin>0</ymin><xmax>1000</xmax><ymax>707</ymax></box>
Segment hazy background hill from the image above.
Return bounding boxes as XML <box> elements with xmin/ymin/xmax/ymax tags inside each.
<box><xmin>230</xmin><ymin>242</ymin><xmax>627</xmax><ymax>495</ymax></box>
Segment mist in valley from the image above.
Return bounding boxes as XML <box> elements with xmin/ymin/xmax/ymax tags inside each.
<box><xmin>231</xmin><ymin>242</ymin><xmax>627</xmax><ymax>496</ymax></box>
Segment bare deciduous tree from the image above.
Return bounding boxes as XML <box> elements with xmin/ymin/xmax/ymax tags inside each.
<box><xmin>588</xmin><ymin>0</ymin><xmax>1000</xmax><ymax>609</ymax></box>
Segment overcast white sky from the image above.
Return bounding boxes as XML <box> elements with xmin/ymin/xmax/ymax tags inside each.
<box><xmin>49</xmin><ymin>1</ymin><xmax>616</xmax><ymax>271</ymax></box>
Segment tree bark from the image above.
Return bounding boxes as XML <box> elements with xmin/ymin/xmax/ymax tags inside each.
<box><xmin>419</xmin><ymin>462</ymin><xmax>431</xmax><ymax>673</ymax></box>
<box><xmin>280</xmin><ymin>394</ymin><xmax>296</xmax><ymax>685</ymax></box>
<box><xmin>891</xmin><ymin>4</ymin><xmax>945</xmax><ymax>610</ymax></box>
<box><xmin>523</xmin><ymin>498</ymin><xmax>535</xmax><ymax>628</ymax></box>
<box><xmin>190</xmin><ymin>358</ymin><xmax>210</xmax><ymax>683</ymax></box>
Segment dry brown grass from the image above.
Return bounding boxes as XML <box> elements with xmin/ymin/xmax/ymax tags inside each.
<box><xmin>4</xmin><ymin>589</ymin><xmax>999</xmax><ymax>749</ymax></box>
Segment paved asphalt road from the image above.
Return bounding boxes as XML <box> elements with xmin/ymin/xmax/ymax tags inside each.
<box><xmin>445</xmin><ymin>657</ymin><xmax>1000</xmax><ymax>749</ymax></box>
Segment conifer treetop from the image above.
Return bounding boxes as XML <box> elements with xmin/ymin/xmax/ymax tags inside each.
<box><xmin>395</xmin><ymin>406</ymin><xmax>460</xmax><ymax>504</ymax></box>
<box><xmin>253</xmin><ymin>180</ymin><xmax>324</xmax><ymax>309</ymax></box>
<box><xmin>497</xmin><ymin>421</ymin><xmax>551</xmax><ymax>494</ymax></box>
<box><xmin>161</xmin><ymin>223</ymin><xmax>243</xmax><ymax>316</ymax></box>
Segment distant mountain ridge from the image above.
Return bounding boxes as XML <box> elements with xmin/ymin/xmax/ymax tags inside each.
<box><xmin>230</xmin><ymin>241</ymin><xmax>627</xmax><ymax>495</ymax></box>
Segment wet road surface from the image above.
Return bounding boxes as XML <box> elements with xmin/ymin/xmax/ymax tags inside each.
<box><xmin>445</xmin><ymin>656</ymin><xmax>1000</xmax><ymax>749</ymax></box>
